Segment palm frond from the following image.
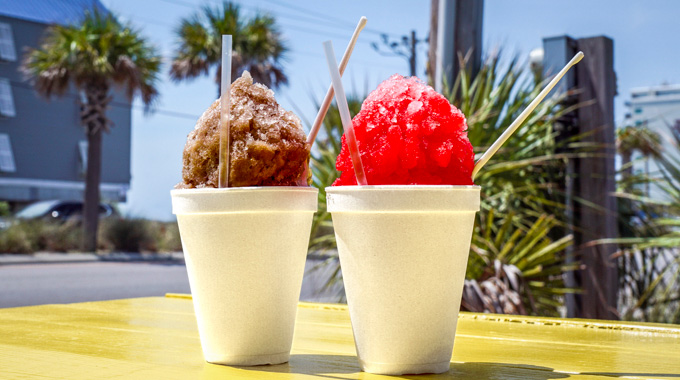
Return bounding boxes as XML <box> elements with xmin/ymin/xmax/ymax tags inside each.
<box><xmin>22</xmin><ymin>10</ymin><xmax>161</xmax><ymax>108</ymax></box>
<box><xmin>169</xmin><ymin>1</ymin><xmax>288</xmax><ymax>90</ymax></box>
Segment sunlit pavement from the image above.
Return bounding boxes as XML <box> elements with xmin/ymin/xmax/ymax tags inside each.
<box><xmin>0</xmin><ymin>254</ymin><xmax>343</xmax><ymax>308</ymax></box>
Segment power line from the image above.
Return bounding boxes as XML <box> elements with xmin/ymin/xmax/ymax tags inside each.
<box><xmin>116</xmin><ymin>0</ymin><xmax>410</xmax><ymax>70</ymax></box>
<box><xmin>160</xmin><ymin>0</ymin><xmax>346</xmax><ymax>30</ymax></box>
<box><xmin>371</xmin><ymin>30</ymin><xmax>426</xmax><ymax>77</ymax></box>
<box><xmin>115</xmin><ymin>12</ymin><xmax>402</xmax><ymax>70</ymax></box>
<box><xmin>291</xmin><ymin>49</ymin><xmax>405</xmax><ymax>71</ymax></box>
<box><xmin>158</xmin><ymin>0</ymin><xmax>394</xmax><ymax>42</ymax></box>
<box><xmin>9</xmin><ymin>79</ymin><xmax>201</xmax><ymax>120</ymax></box>
<box><xmin>254</xmin><ymin>0</ymin><xmax>398</xmax><ymax>38</ymax></box>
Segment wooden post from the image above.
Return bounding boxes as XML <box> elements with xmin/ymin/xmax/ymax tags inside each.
<box><xmin>433</xmin><ymin>0</ymin><xmax>484</xmax><ymax>93</ymax></box>
<box><xmin>543</xmin><ymin>36</ymin><xmax>618</xmax><ymax>319</ymax></box>
<box><xmin>573</xmin><ymin>36</ymin><xmax>619</xmax><ymax>319</ymax></box>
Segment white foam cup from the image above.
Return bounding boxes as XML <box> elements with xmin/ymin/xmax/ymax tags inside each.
<box><xmin>171</xmin><ymin>186</ymin><xmax>318</xmax><ymax>366</ymax></box>
<box><xmin>326</xmin><ymin>185</ymin><xmax>480</xmax><ymax>375</ymax></box>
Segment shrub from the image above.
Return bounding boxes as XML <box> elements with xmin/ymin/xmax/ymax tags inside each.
<box><xmin>101</xmin><ymin>218</ymin><xmax>156</xmax><ymax>252</ymax></box>
<box><xmin>153</xmin><ymin>221</ymin><xmax>182</xmax><ymax>252</ymax></box>
<box><xmin>39</xmin><ymin>220</ymin><xmax>82</xmax><ymax>252</ymax></box>
<box><xmin>0</xmin><ymin>202</ymin><xmax>10</xmax><ymax>217</ymax></box>
<box><xmin>0</xmin><ymin>217</ymin><xmax>182</xmax><ymax>254</ymax></box>
<box><xmin>0</xmin><ymin>219</ymin><xmax>81</xmax><ymax>253</ymax></box>
<box><xmin>0</xmin><ymin>223</ymin><xmax>34</xmax><ymax>253</ymax></box>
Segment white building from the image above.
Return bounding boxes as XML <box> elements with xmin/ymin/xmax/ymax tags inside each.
<box><xmin>625</xmin><ymin>84</ymin><xmax>680</xmax><ymax>198</ymax></box>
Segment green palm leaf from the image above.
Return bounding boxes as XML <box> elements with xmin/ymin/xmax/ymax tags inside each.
<box><xmin>170</xmin><ymin>1</ymin><xmax>288</xmax><ymax>94</ymax></box>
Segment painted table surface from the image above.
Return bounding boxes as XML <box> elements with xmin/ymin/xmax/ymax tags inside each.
<box><xmin>0</xmin><ymin>294</ymin><xmax>678</xmax><ymax>380</ymax></box>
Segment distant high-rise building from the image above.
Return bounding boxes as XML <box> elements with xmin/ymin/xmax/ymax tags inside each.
<box><xmin>0</xmin><ymin>0</ymin><xmax>131</xmax><ymax>208</ymax></box>
<box><xmin>625</xmin><ymin>84</ymin><xmax>680</xmax><ymax>196</ymax></box>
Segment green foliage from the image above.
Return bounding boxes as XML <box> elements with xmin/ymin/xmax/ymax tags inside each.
<box><xmin>617</xmin><ymin>125</ymin><xmax>663</xmax><ymax>162</ymax></box>
<box><xmin>22</xmin><ymin>10</ymin><xmax>161</xmax><ymax>105</ymax></box>
<box><xmin>0</xmin><ymin>220</ymin><xmax>81</xmax><ymax>253</ymax></box>
<box><xmin>609</xmin><ymin>126</ymin><xmax>680</xmax><ymax>323</ymax></box>
<box><xmin>447</xmin><ymin>53</ymin><xmax>578</xmax><ymax>222</ymax></box>
<box><xmin>0</xmin><ymin>202</ymin><xmax>10</xmax><ymax>217</ymax></box>
<box><xmin>154</xmin><ymin>222</ymin><xmax>183</xmax><ymax>252</ymax></box>
<box><xmin>308</xmin><ymin>95</ymin><xmax>363</xmax><ymax>252</ymax></box>
<box><xmin>0</xmin><ymin>219</ymin><xmax>181</xmax><ymax>254</ymax></box>
<box><xmin>170</xmin><ymin>1</ymin><xmax>288</xmax><ymax>90</ymax></box>
<box><xmin>0</xmin><ymin>223</ymin><xmax>35</xmax><ymax>253</ymax></box>
<box><xmin>466</xmin><ymin>211</ymin><xmax>576</xmax><ymax>316</ymax></box>
<box><xmin>100</xmin><ymin>218</ymin><xmax>156</xmax><ymax>252</ymax></box>
<box><xmin>100</xmin><ymin>218</ymin><xmax>183</xmax><ymax>253</ymax></box>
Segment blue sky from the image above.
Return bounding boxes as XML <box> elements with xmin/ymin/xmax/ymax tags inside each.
<box><xmin>99</xmin><ymin>0</ymin><xmax>680</xmax><ymax>220</ymax></box>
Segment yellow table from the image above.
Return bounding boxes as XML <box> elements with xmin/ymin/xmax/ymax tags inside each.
<box><xmin>1</xmin><ymin>294</ymin><xmax>678</xmax><ymax>379</ymax></box>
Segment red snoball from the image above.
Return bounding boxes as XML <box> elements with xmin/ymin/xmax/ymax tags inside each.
<box><xmin>333</xmin><ymin>75</ymin><xmax>474</xmax><ymax>186</ymax></box>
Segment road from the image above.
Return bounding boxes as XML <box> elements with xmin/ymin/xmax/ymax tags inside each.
<box><xmin>0</xmin><ymin>258</ymin><xmax>344</xmax><ymax>308</ymax></box>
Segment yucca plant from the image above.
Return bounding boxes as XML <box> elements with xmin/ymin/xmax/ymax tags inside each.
<box><xmin>447</xmin><ymin>53</ymin><xmax>585</xmax><ymax>223</ymax></box>
<box><xmin>306</xmin><ymin>95</ymin><xmax>363</xmax><ymax>301</ymax></box>
<box><xmin>308</xmin><ymin>95</ymin><xmax>363</xmax><ymax>252</ymax></box>
<box><xmin>465</xmin><ymin>210</ymin><xmax>576</xmax><ymax>316</ymax></box>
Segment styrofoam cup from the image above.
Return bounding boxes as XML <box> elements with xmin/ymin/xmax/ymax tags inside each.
<box><xmin>326</xmin><ymin>185</ymin><xmax>480</xmax><ymax>375</ymax></box>
<box><xmin>171</xmin><ymin>186</ymin><xmax>318</xmax><ymax>366</ymax></box>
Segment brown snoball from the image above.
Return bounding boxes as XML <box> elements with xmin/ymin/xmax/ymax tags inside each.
<box><xmin>177</xmin><ymin>71</ymin><xmax>310</xmax><ymax>189</ymax></box>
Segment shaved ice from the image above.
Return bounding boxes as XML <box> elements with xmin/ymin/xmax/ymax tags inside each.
<box><xmin>333</xmin><ymin>75</ymin><xmax>474</xmax><ymax>186</ymax></box>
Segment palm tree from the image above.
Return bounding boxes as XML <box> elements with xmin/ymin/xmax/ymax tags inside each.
<box><xmin>22</xmin><ymin>11</ymin><xmax>161</xmax><ymax>252</ymax></box>
<box><xmin>616</xmin><ymin>124</ymin><xmax>663</xmax><ymax>194</ymax></box>
<box><xmin>170</xmin><ymin>1</ymin><xmax>288</xmax><ymax>96</ymax></box>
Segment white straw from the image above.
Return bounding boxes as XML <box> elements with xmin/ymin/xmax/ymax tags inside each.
<box><xmin>218</xmin><ymin>35</ymin><xmax>233</xmax><ymax>188</ymax></box>
<box><xmin>323</xmin><ymin>40</ymin><xmax>367</xmax><ymax>186</ymax></box>
<box><xmin>307</xmin><ymin>17</ymin><xmax>367</xmax><ymax>145</ymax></box>
<box><xmin>471</xmin><ymin>51</ymin><xmax>584</xmax><ymax>180</ymax></box>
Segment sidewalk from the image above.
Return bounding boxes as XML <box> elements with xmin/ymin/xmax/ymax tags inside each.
<box><xmin>0</xmin><ymin>252</ymin><xmax>185</xmax><ymax>266</ymax></box>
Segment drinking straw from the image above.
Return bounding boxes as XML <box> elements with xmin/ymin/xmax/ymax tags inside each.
<box><xmin>323</xmin><ymin>40</ymin><xmax>368</xmax><ymax>186</ymax></box>
<box><xmin>218</xmin><ymin>35</ymin><xmax>233</xmax><ymax>188</ymax></box>
<box><xmin>471</xmin><ymin>51</ymin><xmax>585</xmax><ymax>180</ymax></box>
<box><xmin>307</xmin><ymin>17</ymin><xmax>367</xmax><ymax>145</ymax></box>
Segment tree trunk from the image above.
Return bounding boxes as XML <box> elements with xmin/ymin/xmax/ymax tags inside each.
<box><xmin>81</xmin><ymin>82</ymin><xmax>110</xmax><ymax>252</ymax></box>
<box><xmin>83</xmin><ymin>126</ymin><xmax>102</xmax><ymax>252</ymax></box>
<box><xmin>621</xmin><ymin>151</ymin><xmax>632</xmax><ymax>180</ymax></box>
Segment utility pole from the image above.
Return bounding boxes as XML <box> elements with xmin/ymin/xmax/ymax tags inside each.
<box><xmin>371</xmin><ymin>30</ymin><xmax>423</xmax><ymax>77</ymax></box>
<box><xmin>427</xmin><ymin>0</ymin><xmax>439</xmax><ymax>82</ymax></box>
<box><xmin>432</xmin><ymin>0</ymin><xmax>484</xmax><ymax>93</ymax></box>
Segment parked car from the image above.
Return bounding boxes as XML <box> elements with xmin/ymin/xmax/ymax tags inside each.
<box><xmin>0</xmin><ymin>200</ymin><xmax>117</xmax><ymax>229</ymax></box>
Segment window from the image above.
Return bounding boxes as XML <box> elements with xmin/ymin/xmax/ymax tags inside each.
<box><xmin>0</xmin><ymin>23</ymin><xmax>16</xmax><ymax>62</ymax></box>
<box><xmin>0</xmin><ymin>78</ymin><xmax>16</xmax><ymax>117</ymax></box>
<box><xmin>656</xmin><ymin>89</ymin><xmax>680</xmax><ymax>97</ymax></box>
<box><xmin>634</xmin><ymin>108</ymin><xmax>642</xmax><ymax>114</ymax></box>
<box><xmin>0</xmin><ymin>134</ymin><xmax>16</xmax><ymax>172</ymax></box>
<box><xmin>78</xmin><ymin>140</ymin><xmax>88</xmax><ymax>175</ymax></box>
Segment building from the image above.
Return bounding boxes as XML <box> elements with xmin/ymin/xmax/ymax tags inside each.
<box><xmin>0</xmin><ymin>0</ymin><xmax>131</xmax><ymax>209</ymax></box>
<box><xmin>625</xmin><ymin>84</ymin><xmax>680</xmax><ymax>197</ymax></box>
